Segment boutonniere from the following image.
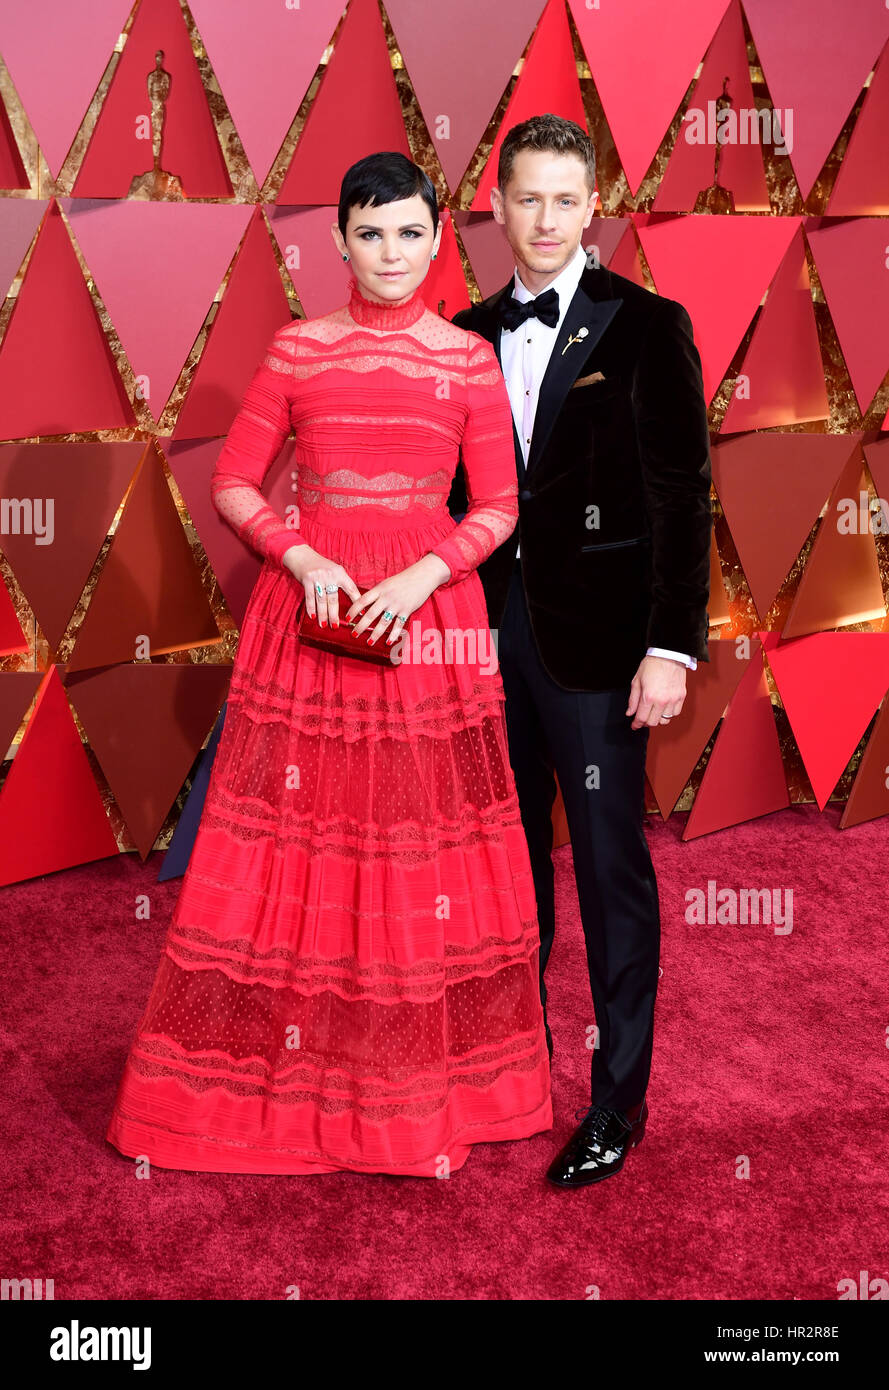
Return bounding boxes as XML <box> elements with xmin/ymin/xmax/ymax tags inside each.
<box><xmin>561</xmin><ymin>326</ymin><xmax>589</xmax><ymax>356</ymax></box>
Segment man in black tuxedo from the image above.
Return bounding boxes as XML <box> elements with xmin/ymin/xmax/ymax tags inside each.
<box><xmin>449</xmin><ymin>115</ymin><xmax>712</xmax><ymax>1187</ymax></box>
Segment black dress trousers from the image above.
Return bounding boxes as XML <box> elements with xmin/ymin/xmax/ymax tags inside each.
<box><xmin>498</xmin><ymin>559</ymin><xmax>661</xmax><ymax>1112</ymax></box>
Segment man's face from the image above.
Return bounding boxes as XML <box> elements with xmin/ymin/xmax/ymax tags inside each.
<box><xmin>491</xmin><ymin>149</ymin><xmax>598</xmax><ymax>289</ymax></box>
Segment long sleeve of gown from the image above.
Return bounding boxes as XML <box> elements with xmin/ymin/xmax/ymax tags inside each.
<box><xmin>430</xmin><ymin>335</ymin><xmax>518</xmax><ymax>587</ymax></box>
<box><xmin>210</xmin><ymin>328</ymin><xmax>307</xmax><ymax>567</ymax></box>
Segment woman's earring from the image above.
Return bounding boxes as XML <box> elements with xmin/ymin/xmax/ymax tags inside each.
<box><xmin>431</xmin><ymin>252</ymin><xmax>437</xmax><ymax>261</ymax></box>
<box><xmin>342</xmin><ymin>253</ymin><xmax>349</xmax><ymax>262</ymax></box>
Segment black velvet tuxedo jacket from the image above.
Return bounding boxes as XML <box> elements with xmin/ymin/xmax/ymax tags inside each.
<box><xmin>449</xmin><ymin>260</ymin><xmax>713</xmax><ymax>692</ymax></box>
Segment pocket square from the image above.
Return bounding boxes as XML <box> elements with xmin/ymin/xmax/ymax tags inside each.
<box><xmin>571</xmin><ymin>371</ymin><xmax>606</xmax><ymax>388</ymax></box>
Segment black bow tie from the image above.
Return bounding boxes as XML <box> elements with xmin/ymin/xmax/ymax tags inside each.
<box><xmin>499</xmin><ymin>286</ymin><xmax>560</xmax><ymax>332</ymax></box>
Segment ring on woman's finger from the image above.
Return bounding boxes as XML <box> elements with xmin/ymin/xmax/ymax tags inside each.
<box><xmin>382</xmin><ymin>610</ymin><xmax>395</xmax><ymax>622</ymax></box>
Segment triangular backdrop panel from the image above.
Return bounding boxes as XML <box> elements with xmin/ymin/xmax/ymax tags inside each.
<box><xmin>839</xmin><ymin>694</ymin><xmax>889</xmax><ymax>828</ymax></box>
<box><xmin>742</xmin><ymin>0</ymin><xmax>889</xmax><ymax>201</ymax></box>
<box><xmin>280</xmin><ymin>0</ymin><xmax>410</xmax><ymax>204</ymax></box>
<box><xmin>644</xmin><ymin>635</ymin><xmax>753</xmax><ymax>819</ymax></box>
<box><xmin>806</xmin><ymin>217</ymin><xmax>889</xmax><ymax>415</ymax></box>
<box><xmin>164</xmin><ymin>434</ymin><xmax>300</xmax><ymax>629</ymax></box>
<box><xmin>471</xmin><ymin>0</ymin><xmax>588</xmax><ymax>212</ymax></box>
<box><xmin>568</xmin><ymin>0</ymin><xmax>730</xmax><ymax>197</ymax></box>
<box><xmin>189</xmin><ymin>0</ymin><xmax>346</xmax><ymax>189</ymax></box>
<box><xmin>634</xmin><ymin>213</ymin><xmax>800</xmax><ymax>403</ymax></box>
<box><xmin>0</xmin><ymin>672</ymin><xmax>43</xmax><ymax>760</ymax></box>
<box><xmin>827</xmin><ymin>39</ymin><xmax>889</xmax><ymax>215</ymax></box>
<box><xmin>173</xmin><ymin>208</ymin><xmax>293</xmax><ymax>440</ymax></box>
<box><xmin>0</xmin><ymin>441</ymin><xmax>145</xmax><ymax>651</ymax></box>
<box><xmin>60</xmin><ymin>199</ymin><xmax>255</xmax><ymax>421</ymax></box>
<box><xmin>73</xmin><ymin>0</ymin><xmax>232</xmax><ymax>198</ymax></box>
<box><xmin>0</xmin><ymin>202</ymin><xmax>134</xmax><ymax>439</ymax></box>
<box><xmin>0</xmin><ymin>668</ymin><xmax>118</xmax><ymax>887</ymax></box>
<box><xmin>653</xmin><ymin>0</ymin><xmax>769</xmax><ymax>213</ymax></box>
<box><xmin>720</xmin><ymin>225</ymin><xmax>828</xmax><ymax>431</ymax></box>
<box><xmin>710</xmin><ymin>434</ymin><xmax>859</xmax><ymax>619</ymax></box>
<box><xmin>0</xmin><ymin>0</ymin><xmax>130</xmax><ymax>179</ymax></box>
<box><xmin>762</xmin><ymin>631</ymin><xmax>889</xmax><ymax>810</ymax></box>
<box><xmin>0</xmin><ymin>200</ymin><xmax>47</xmax><ymax>299</ymax></box>
<box><xmin>67</xmin><ymin>444</ymin><xmax>219</xmax><ymax>672</ymax></box>
<box><xmin>683</xmin><ymin>656</ymin><xmax>790</xmax><ymax>839</ymax></box>
<box><xmin>268</xmin><ymin>206</ymin><xmax>353</xmax><ymax>319</ymax></box>
<box><xmin>63</xmin><ymin>663</ymin><xmax>232</xmax><ymax>859</ymax></box>
<box><xmin>782</xmin><ymin>445</ymin><xmax>886</xmax><ymax>639</ymax></box>
<box><xmin>386</xmin><ymin>0</ymin><xmax>546</xmax><ymax>192</ymax></box>
<box><xmin>0</xmin><ymin>578</ymin><xmax>29</xmax><ymax>657</ymax></box>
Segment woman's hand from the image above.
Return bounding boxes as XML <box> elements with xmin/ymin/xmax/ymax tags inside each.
<box><xmin>283</xmin><ymin>544</ymin><xmax>361</xmax><ymax>628</ymax></box>
<box><xmin>348</xmin><ymin>554</ymin><xmax>451</xmax><ymax>647</ymax></box>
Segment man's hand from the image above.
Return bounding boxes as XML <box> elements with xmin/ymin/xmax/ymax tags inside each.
<box><xmin>626</xmin><ymin>654</ymin><xmax>687</xmax><ymax>730</ymax></box>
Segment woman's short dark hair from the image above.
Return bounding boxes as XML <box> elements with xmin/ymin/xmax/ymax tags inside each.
<box><xmin>338</xmin><ymin>151</ymin><xmax>439</xmax><ymax>237</ymax></box>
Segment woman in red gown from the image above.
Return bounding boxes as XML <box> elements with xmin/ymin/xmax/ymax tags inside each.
<box><xmin>106</xmin><ymin>153</ymin><xmax>552</xmax><ymax>1175</ymax></box>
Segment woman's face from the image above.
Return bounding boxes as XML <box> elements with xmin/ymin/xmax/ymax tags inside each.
<box><xmin>333</xmin><ymin>193</ymin><xmax>441</xmax><ymax>302</ymax></box>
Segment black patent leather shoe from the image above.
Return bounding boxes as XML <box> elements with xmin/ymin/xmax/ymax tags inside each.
<box><xmin>546</xmin><ymin>1097</ymin><xmax>648</xmax><ymax>1187</ymax></box>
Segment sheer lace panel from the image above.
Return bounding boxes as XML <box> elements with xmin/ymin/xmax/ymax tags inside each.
<box><xmin>210</xmin><ymin>308</ymin><xmax>517</xmax><ymax>583</ymax></box>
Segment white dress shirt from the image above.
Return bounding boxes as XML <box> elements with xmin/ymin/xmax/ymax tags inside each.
<box><xmin>500</xmin><ymin>243</ymin><xmax>696</xmax><ymax>671</ymax></box>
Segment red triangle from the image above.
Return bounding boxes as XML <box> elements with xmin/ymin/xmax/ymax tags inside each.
<box><xmin>173</xmin><ymin>208</ymin><xmax>293</xmax><ymax>439</ymax></box>
<box><xmin>0</xmin><ymin>441</ymin><xmax>144</xmax><ymax>650</ymax></box>
<box><xmin>839</xmin><ymin>695</ymin><xmax>889</xmax><ymax>828</ymax></box>
<box><xmin>721</xmin><ymin>226</ymin><xmax>828</xmax><ymax>431</ymax></box>
<box><xmin>569</xmin><ymin>0</ymin><xmax>729</xmax><ymax>197</ymax></box>
<box><xmin>386</xmin><ymin>0</ymin><xmax>546</xmax><ymax>192</ymax></box>
<box><xmin>0</xmin><ymin>668</ymin><xmax>118</xmax><ymax>887</ymax></box>
<box><xmin>280</xmin><ymin>0</ymin><xmax>409</xmax><ymax>204</ymax></box>
<box><xmin>165</xmin><ymin>434</ymin><xmax>299</xmax><ymax>629</ymax></box>
<box><xmin>64</xmin><ymin>664</ymin><xmax>232</xmax><ymax>859</ymax></box>
<box><xmin>807</xmin><ymin>217</ymin><xmax>889</xmax><ymax>415</ymax></box>
<box><xmin>472</xmin><ymin>0</ymin><xmax>588</xmax><ymax>211</ymax></box>
<box><xmin>743</xmin><ymin>0</ymin><xmax>889</xmax><ymax>202</ymax></box>
<box><xmin>684</xmin><ymin>658</ymin><xmax>790</xmax><ymax>838</ymax></box>
<box><xmin>783</xmin><ymin>446</ymin><xmax>886</xmax><ymax>639</ymax></box>
<box><xmin>645</xmin><ymin>636</ymin><xmax>755</xmax><ymax>819</ymax></box>
<box><xmin>863</xmin><ymin>437</ymin><xmax>889</xmax><ymax>506</ymax></box>
<box><xmin>0</xmin><ymin>672</ymin><xmax>43</xmax><ymax>756</ymax></box>
<box><xmin>67</xmin><ymin>445</ymin><xmax>219</xmax><ymax>672</ymax></box>
<box><xmin>710</xmin><ymin>434</ymin><xmax>856</xmax><ymax>620</ymax></box>
<box><xmin>0</xmin><ymin>577</ymin><xmax>28</xmax><ymax>656</ymax></box>
<box><xmin>634</xmin><ymin>213</ymin><xmax>801</xmax><ymax>403</ymax></box>
<box><xmin>0</xmin><ymin>102</ymin><xmax>29</xmax><ymax>193</ymax></box>
<box><xmin>73</xmin><ymin>0</ymin><xmax>232</xmax><ymax>198</ymax></box>
<box><xmin>828</xmin><ymin>40</ymin><xmax>889</xmax><ymax>215</ymax></box>
<box><xmin>762</xmin><ymin>630</ymin><xmax>889</xmax><ymax>810</ymax></box>
<box><xmin>0</xmin><ymin>202</ymin><xmax>134</xmax><ymax>438</ymax></box>
<box><xmin>654</xmin><ymin>0</ymin><xmax>770</xmax><ymax>214</ymax></box>
<box><xmin>419</xmin><ymin>211</ymin><xmax>470</xmax><ymax>320</ymax></box>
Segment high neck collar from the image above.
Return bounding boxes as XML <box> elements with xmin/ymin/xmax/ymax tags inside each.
<box><xmin>346</xmin><ymin>275</ymin><xmax>428</xmax><ymax>330</ymax></box>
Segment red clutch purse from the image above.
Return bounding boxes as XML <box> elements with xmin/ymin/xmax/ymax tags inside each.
<box><xmin>297</xmin><ymin>598</ymin><xmax>396</xmax><ymax>666</ymax></box>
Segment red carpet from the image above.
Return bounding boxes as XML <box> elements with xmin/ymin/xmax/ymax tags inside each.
<box><xmin>2</xmin><ymin>804</ymin><xmax>886</xmax><ymax>1300</ymax></box>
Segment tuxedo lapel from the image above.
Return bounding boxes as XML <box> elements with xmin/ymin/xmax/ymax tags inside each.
<box><xmin>526</xmin><ymin>281</ymin><xmax>623</xmax><ymax>477</ymax></box>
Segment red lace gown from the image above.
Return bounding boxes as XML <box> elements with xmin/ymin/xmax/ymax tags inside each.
<box><xmin>105</xmin><ymin>276</ymin><xmax>552</xmax><ymax>1175</ymax></box>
